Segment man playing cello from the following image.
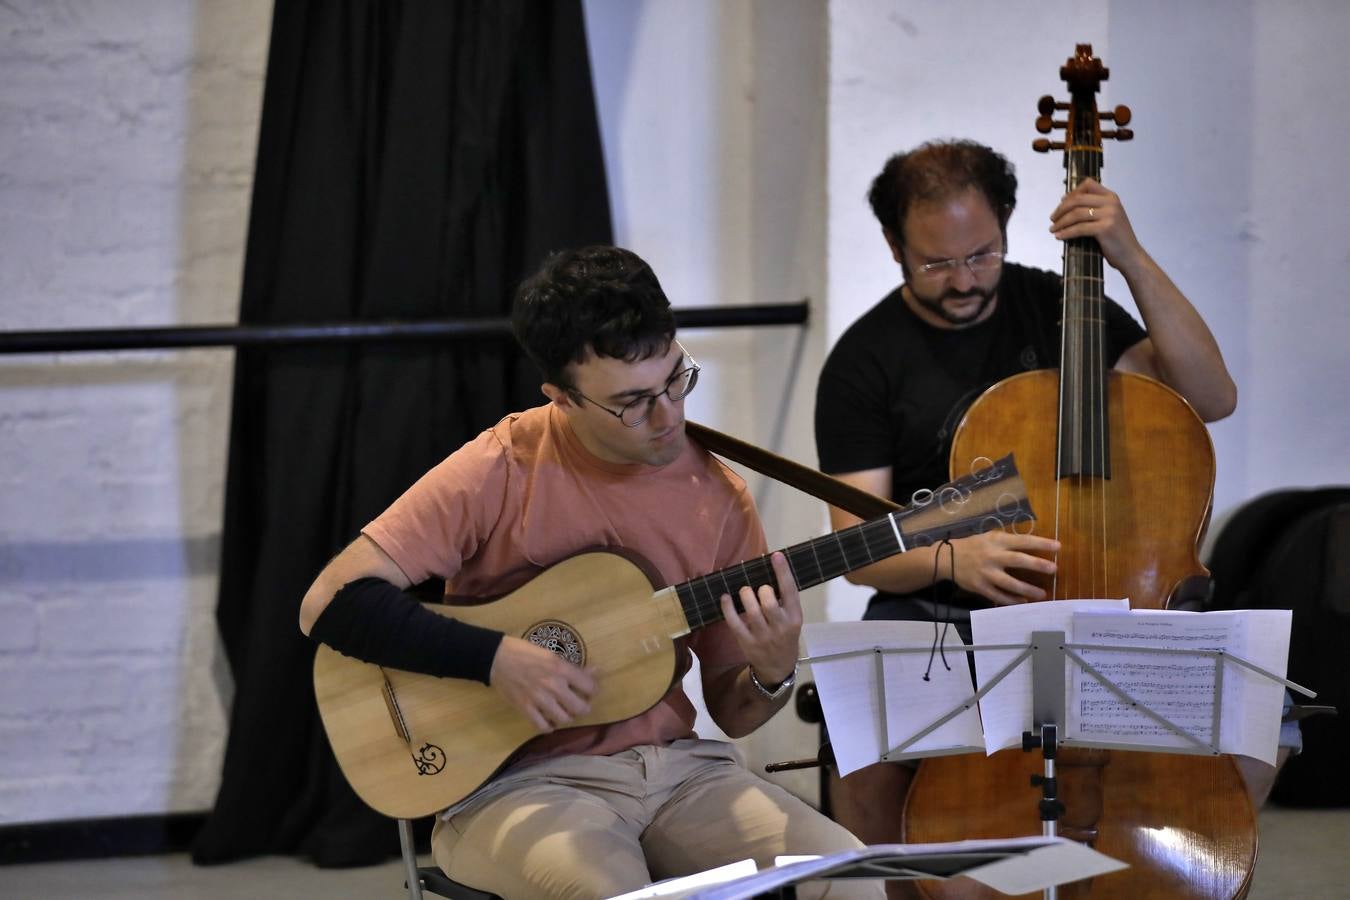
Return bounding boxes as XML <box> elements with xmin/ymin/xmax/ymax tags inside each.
<box><xmin>814</xmin><ymin>140</ymin><xmax>1296</xmax><ymax>876</ymax></box>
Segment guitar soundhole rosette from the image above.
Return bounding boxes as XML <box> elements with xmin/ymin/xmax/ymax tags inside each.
<box><xmin>412</xmin><ymin>743</ymin><xmax>446</xmax><ymax>776</ymax></box>
<box><xmin>525</xmin><ymin>620</ymin><xmax>585</xmax><ymax>665</ymax></box>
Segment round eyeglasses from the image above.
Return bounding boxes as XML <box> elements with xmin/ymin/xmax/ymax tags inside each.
<box><xmin>914</xmin><ymin>249</ymin><xmax>1005</xmax><ymax>280</ymax></box>
<box><xmin>571</xmin><ymin>344</ymin><xmax>700</xmax><ymax>428</ymax></box>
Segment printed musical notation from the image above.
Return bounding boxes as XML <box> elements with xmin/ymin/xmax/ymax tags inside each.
<box><xmin>1066</xmin><ymin>608</ymin><xmax>1292</xmax><ymax>763</ymax></box>
<box><xmin>808</xmin><ymin>607</ymin><xmax>1294</xmax><ymax>769</ymax></box>
<box><xmin>970</xmin><ymin>599</ymin><xmax>1130</xmax><ymax>753</ymax></box>
<box><xmin>1070</xmin><ymin>611</ymin><xmax>1231</xmax><ymax>746</ymax></box>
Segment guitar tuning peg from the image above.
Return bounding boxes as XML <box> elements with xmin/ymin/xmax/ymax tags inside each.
<box><xmin>1099</xmin><ymin>104</ymin><xmax>1132</xmax><ymax>126</ymax></box>
<box><xmin>1102</xmin><ymin>128</ymin><xmax>1134</xmax><ymax>141</ymax></box>
<box><xmin>1032</xmin><ymin>139</ymin><xmax>1066</xmax><ymax>153</ymax></box>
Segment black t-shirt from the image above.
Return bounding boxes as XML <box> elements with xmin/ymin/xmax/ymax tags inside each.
<box><xmin>814</xmin><ymin>263</ymin><xmax>1147</xmax><ymax>614</ymax></box>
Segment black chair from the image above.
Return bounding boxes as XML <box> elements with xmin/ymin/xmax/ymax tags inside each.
<box><xmin>397</xmin><ymin>818</ymin><xmax>500</xmax><ymax>900</ymax></box>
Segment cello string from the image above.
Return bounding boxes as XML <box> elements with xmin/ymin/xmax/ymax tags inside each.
<box><xmin>1085</xmin><ymin>138</ymin><xmax>1100</xmax><ymax>601</ymax></box>
<box><xmin>1086</xmin><ymin>145</ymin><xmax>1106</xmax><ymax>603</ymax></box>
<box><xmin>1081</xmin><ymin>240</ymin><xmax>1091</xmax><ymax>604</ymax></box>
<box><xmin>1065</xmin><ymin>146</ymin><xmax>1084</xmax><ymax>602</ymax></box>
<box><xmin>1075</xmin><ymin>124</ymin><xmax>1109</xmax><ymax>603</ymax></box>
<box><xmin>1053</xmin><ymin>170</ymin><xmax>1069</xmax><ymax>603</ymax></box>
<box><xmin>1075</xmin><ymin>149</ymin><xmax>1089</xmax><ymax>602</ymax></box>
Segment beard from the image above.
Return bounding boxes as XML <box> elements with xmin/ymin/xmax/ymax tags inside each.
<box><xmin>916</xmin><ymin>284</ymin><xmax>997</xmax><ymax>325</ymax></box>
<box><xmin>900</xmin><ymin>260</ymin><xmax>998</xmax><ymax>326</ymax></box>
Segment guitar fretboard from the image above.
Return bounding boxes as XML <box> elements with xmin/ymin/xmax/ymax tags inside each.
<box><xmin>667</xmin><ymin>454</ymin><xmax>1028</xmax><ymax>634</ymax></box>
<box><xmin>675</xmin><ymin>510</ymin><xmax>907</xmax><ymax>631</ymax></box>
<box><xmin>675</xmin><ymin>515</ymin><xmax>907</xmax><ymax>630</ymax></box>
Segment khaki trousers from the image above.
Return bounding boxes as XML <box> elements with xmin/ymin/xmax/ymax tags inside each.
<box><xmin>431</xmin><ymin>738</ymin><xmax>883</xmax><ymax>900</ymax></box>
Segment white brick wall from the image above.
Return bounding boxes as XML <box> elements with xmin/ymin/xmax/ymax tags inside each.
<box><xmin>0</xmin><ymin>0</ymin><xmax>270</xmax><ymax>824</ymax></box>
<box><xmin>11</xmin><ymin>0</ymin><xmax>1342</xmax><ymax>833</ymax></box>
<box><xmin>0</xmin><ymin>0</ymin><xmax>832</xmax><ymax>825</ymax></box>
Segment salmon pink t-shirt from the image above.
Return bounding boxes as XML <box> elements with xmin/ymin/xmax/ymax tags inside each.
<box><xmin>362</xmin><ymin>402</ymin><xmax>767</xmax><ymax>764</ymax></box>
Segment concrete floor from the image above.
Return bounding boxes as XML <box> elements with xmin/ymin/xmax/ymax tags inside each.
<box><xmin>3</xmin><ymin>806</ymin><xmax>1348</xmax><ymax>899</ymax></box>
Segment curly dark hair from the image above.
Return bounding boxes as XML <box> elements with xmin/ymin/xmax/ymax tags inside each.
<box><xmin>867</xmin><ymin>140</ymin><xmax>1018</xmax><ymax>241</ymax></box>
<box><xmin>512</xmin><ymin>245</ymin><xmax>676</xmax><ymax>389</ymax></box>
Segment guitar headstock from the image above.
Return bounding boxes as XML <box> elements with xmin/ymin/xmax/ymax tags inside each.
<box><xmin>1033</xmin><ymin>43</ymin><xmax>1133</xmax><ymax>158</ymax></box>
<box><xmin>895</xmin><ymin>454</ymin><xmax>1034</xmax><ymax>547</ymax></box>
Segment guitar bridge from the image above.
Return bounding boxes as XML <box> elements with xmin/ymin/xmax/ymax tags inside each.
<box><xmin>381</xmin><ymin>672</ymin><xmax>412</xmax><ymax>744</ymax></box>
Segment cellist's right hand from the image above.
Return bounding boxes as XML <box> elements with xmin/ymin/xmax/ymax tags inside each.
<box><xmin>948</xmin><ymin>532</ymin><xmax>1060</xmax><ymax>605</ymax></box>
<box><xmin>489</xmin><ymin>635</ymin><xmax>596</xmax><ymax>733</ymax></box>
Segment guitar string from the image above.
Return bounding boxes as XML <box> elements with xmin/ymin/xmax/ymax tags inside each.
<box><xmin>678</xmin><ymin>518</ymin><xmax>904</xmax><ymax>623</ymax></box>
<box><xmin>680</xmin><ymin>524</ymin><xmax>859</xmax><ymax>621</ymax></box>
<box><xmin>677</xmin><ymin>502</ymin><xmax>1027</xmax><ymax>624</ymax></box>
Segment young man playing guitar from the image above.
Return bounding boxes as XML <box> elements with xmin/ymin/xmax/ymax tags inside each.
<box><xmin>301</xmin><ymin>245</ymin><xmax>880</xmax><ymax>899</ymax></box>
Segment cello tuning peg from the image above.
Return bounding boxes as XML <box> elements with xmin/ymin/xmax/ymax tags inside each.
<box><xmin>1099</xmin><ymin>104</ymin><xmax>1132</xmax><ymax>126</ymax></box>
<box><xmin>1035</xmin><ymin>115</ymin><xmax>1054</xmax><ymax>134</ymax></box>
<box><xmin>1032</xmin><ymin>138</ymin><xmax>1065</xmax><ymax>153</ymax></box>
<box><xmin>1102</xmin><ymin>128</ymin><xmax>1134</xmax><ymax>142</ymax></box>
<box><xmin>1037</xmin><ymin>95</ymin><xmax>1071</xmax><ymax>116</ymax></box>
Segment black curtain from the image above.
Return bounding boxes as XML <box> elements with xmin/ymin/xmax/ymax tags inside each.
<box><xmin>193</xmin><ymin>0</ymin><xmax>611</xmax><ymax>866</ymax></box>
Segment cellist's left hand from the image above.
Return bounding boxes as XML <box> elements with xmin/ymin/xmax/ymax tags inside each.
<box><xmin>1049</xmin><ymin>177</ymin><xmax>1146</xmax><ymax>272</ymax></box>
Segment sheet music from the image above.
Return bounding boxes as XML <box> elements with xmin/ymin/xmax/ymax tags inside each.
<box><xmin>801</xmin><ymin>621</ymin><xmax>984</xmax><ymax>776</ymax></box>
<box><xmin>969</xmin><ymin>599</ymin><xmax>1130</xmax><ymax>752</ymax></box>
<box><xmin>683</xmin><ymin>836</ymin><xmax>1127</xmax><ymax>899</ymax></box>
<box><xmin>1069</xmin><ymin>609</ymin><xmax>1227</xmax><ymax>747</ymax></box>
<box><xmin>606</xmin><ymin>860</ymin><xmax>758</xmax><ymax>899</ymax></box>
<box><xmin>1067</xmin><ymin>608</ymin><xmax>1290</xmax><ymax>764</ymax></box>
<box><xmin>1238</xmin><ymin>609</ymin><xmax>1294</xmax><ymax>763</ymax></box>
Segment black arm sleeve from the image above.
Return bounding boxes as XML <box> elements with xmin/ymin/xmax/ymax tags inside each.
<box><xmin>308</xmin><ymin>577</ymin><xmax>504</xmax><ymax>684</ymax></box>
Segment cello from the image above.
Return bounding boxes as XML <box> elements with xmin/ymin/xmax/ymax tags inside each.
<box><xmin>900</xmin><ymin>46</ymin><xmax>1257</xmax><ymax>899</ymax></box>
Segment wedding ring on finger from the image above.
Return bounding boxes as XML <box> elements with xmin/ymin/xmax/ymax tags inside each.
<box><xmin>1088</xmin><ymin>207</ymin><xmax>1096</xmax><ymax>217</ymax></box>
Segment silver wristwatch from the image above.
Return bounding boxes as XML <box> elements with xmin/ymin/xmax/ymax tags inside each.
<box><xmin>748</xmin><ymin>662</ymin><xmax>798</xmax><ymax>700</ymax></box>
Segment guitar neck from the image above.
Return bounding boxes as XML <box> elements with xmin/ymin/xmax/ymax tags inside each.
<box><xmin>675</xmin><ymin>516</ymin><xmax>904</xmax><ymax>630</ymax></box>
<box><xmin>673</xmin><ymin>454</ymin><xmax>1029</xmax><ymax>632</ymax></box>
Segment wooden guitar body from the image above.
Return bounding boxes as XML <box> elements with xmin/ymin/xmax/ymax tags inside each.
<box><xmin>314</xmin><ymin>551</ymin><xmax>685</xmax><ymax>819</ymax></box>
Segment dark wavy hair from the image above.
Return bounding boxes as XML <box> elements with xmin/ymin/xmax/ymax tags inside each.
<box><xmin>512</xmin><ymin>245</ymin><xmax>676</xmax><ymax>389</ymax></box>
<box><xmin>867</xmin><ymin>140</ymin><xmax>1018</xmax><ymax>241</ymax></box>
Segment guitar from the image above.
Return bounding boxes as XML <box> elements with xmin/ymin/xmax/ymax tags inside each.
<box><xmin>314</xmin><ymin>454</ymin><xmax>1032</xmax><ymax>818</ymax></box>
